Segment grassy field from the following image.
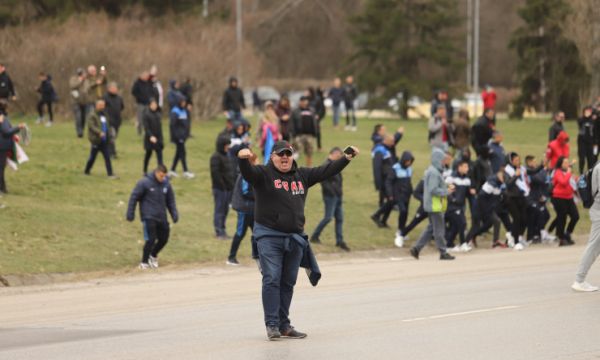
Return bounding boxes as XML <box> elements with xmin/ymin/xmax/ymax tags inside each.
<box><xmin>0</xmin><ymin>113</ymin><xmax>588</xmax><ymax>275</ymax></box>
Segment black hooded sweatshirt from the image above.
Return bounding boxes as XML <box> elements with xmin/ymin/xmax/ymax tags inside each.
<box><xmin>222</xmin><ymin>78</ymin><xmax>245</xmax><ymax>112</ymax></box>
<box><xmin>210</xmin><ymin>136</ymin><xmax>235</xmax><ymax>191</ymax></box>
<box><xmin>239</xmin><ymin>157</ymin><xmax>350</xmax><ymax>233</ymax></box>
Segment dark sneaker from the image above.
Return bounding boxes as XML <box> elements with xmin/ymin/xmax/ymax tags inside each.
<box><xmin>370</xmin><ymin>214</ymin><xmax>384</xmax><ymax>227</ymax></box>
<box><xmin>410</xmin><ymin>247</ymin><xmax>419</xmax><ymax>260</ymax></box>
<box><xmin>310</xmin><ymin>236</ymin><xmax>322</xmax><ymax>244</ymax></box>
<box><xmin>266</xmin><ymin>326</ymin><xmax>281</xmax><ymax>341</ymax></box>
<box><xmin>440</xmin><ymin>252</ymin><xmax>455</xmax><ymax>260</ymax></box>
<box><xmin>226</xmin><ymin>257</ymin><xmax>240</xmax><ymax>266</ymax></box>
<box><xmin>337</xmin><ymin>242</ymin><xmax>351</xmax><ymax>252</ymax></box>
<box><xmin>281</xmin><ymin>326</ymin><xmax>307</xmax><ymax>339</ymax></box>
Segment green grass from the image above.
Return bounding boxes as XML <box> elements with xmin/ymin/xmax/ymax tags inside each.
<box><xmin>0</xmin><ymin>114</ymin><xmax>588</xmax><ymax>275</ymax></box>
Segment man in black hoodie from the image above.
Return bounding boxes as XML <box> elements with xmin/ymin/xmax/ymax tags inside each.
<box><xmin>131</xmin><ymin>71</ymin><xmax>157</xmax><ymax>135</ymax></box>
<box><xmin>104</xmin><ymin>82</ymin><xmax>124</xmax><ymax>158</ymax></box>
<box><xmin>126</xmin><ymin>165</ymin><xmax>178</xmax><ymax>269</ymax></box>
<box><xmin>210</xmin><ymin>135</ymin><xmax>235</xmax><ymax>240</ymax></box>
<box><xmin>142</xmin><ymin>99</ymin><xmax>164</xmax><ymax>174</ymax></box>
<box><xmin>309</xmin><ymin>147</ymin><xmax>350</xmax><ymax>251</ymax></box>
<box><xmin>238</xmin><ymin>141</ymin><xmax>358</xmax><ymax>340</ymax></box>
<box><xmin>0</xmin><ymin>63</ymin><xmax>16</xmax><ymax>102</ymax></box>
<box><xmin>471</xmin><ymin>108</ymin><xmax>495</xmax><ymax>157</ymax></box>
<box><xmin>222</xmin><ymin>77</ymin><xmax>246</xmax><ymax>125</ymax></box>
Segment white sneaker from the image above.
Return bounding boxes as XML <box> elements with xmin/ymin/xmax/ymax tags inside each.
<box><xmin>45</xmin><ymin>121</ymin><xmax>52</xmax><ymax>127</ymax></box>
<box><xmin>394</xmin><ymin>234</ymin><xmax>404</xmax><ymax>248</ymax></box>
<box><xmin>506</xmin><ymin>233</ymin><xmax>515</xmax><ymax>248</ymax></box>
<box><xmin>344</xmin><ymin>125</ymin><xmax>351</xmax><ymax>131</ymax></box>
<box><xmin>36</xmin><ymin>117</ymin><xmax>43</xmax><ymax>124</ymax></box>
<box><xmin>460</xmin><ymin>242</ymin><xmax>473</xmax><ymax>252</ymax></box>
<box><xmin>183</xmin><ymin>171</ymin><xmax>195</xmax><ymax>179</ymax></box>
<box><xmin>572</xmin><ymin>281</ymin><xmax>599</xmax><ymax>292</ymax></box>
<box><xmin>541</xmin><ymin>230</ymin><xmax>556</xmax><ymax>243</ymax></box>
<box><xmin>148</xmin><ymin>256</ymin><xmax>159</xmax><ymax>268</ymax></box>
<box><xmin>139</xmin><ymin>262</ymin><xmax>151</xmax><ymax>270</ymax></box>
<box><xmin>168</xmin><ymin>171</ymin><xmax>179</xmax><ymax>178</ymax></box>
<box><xmin>449</xmin><ymin>245</ymin><xmax>461</xmax><ymax>253</ymax></box>
<box><xmin>514</xmin><ymin>243</ymin><xmax>525</xmax><ymax>251</ymax></box>
<box><xmin>351</xmin><ymin>126</ymin><xmax>358</xmax><ymax>132</ymax></box>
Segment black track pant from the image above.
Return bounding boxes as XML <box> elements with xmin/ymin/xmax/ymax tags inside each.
<box><xmin>144</xmin><ymin>147</ymin><xmax>164</xmax><ymax>174</ymax></box>
<box><xmin>171</xmin><ymin>142</ymin><xmax>188</xmax><ymax>172</ymax></box>
<box><xmin>142</xmin><ymin>220</ymin><xmax>170</xmax><ymax>263</ymax></box>
<box><xmin>507</xmin><ymin>196</ymin><xmax>528</xmax><ymax>240</ymax></box>
<box><xmin>229</xmin><ymin>212</ymin><xmax>254</xmax><ymax>259</ymax></box>
<box><xmin>551</xmin><ymin>197</ymin><xmax>579</xmax><ymax>240</ymax></box>
<box><xmin>578</xmin><ymin>138</ymin><xmax>596</xmax><ymax>174</ymax></box>
<box><xmin>445</xmin><ymin>208</ymin><xmax>466</xmax><ymax>247</ymax></box>
<box><xmin>37</xmin><ymin>100</ymin><xmax>53</xmax><ymax>122</ymax></box>
<box><xmin>401</xmin><ymin>204</ymin><xmax>427</xmax><ymax>237</ymax></box>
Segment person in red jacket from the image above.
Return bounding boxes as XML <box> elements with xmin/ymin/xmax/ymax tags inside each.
<box><xmin>547</xmin><ymin>131</ymin><xmax>570</xmax><ymax>169</ymax></box>
<box><xmin>481</xmin><ymin>85</ymin><xmax>497</xmax><ymax>110</ymax></box>
<box><xmin>551</xmin><ymin>157</ymin><xmax>579</xmax><ymax>246</ymax></box>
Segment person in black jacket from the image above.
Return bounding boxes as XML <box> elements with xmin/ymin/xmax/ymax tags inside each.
<box><xmin>222</xmin><ymin>76</ymin><xmax>246</xmax><ymax>125</ymax></box>
<box><xmin>548</xmin><ymin>111</ymin><xmax>565</xmax><ymax>142</ymax></box>
<box><xmin>210</xmin><ymin>135</ymin><xmax>235</xmax><ymax>240</ymax></box>
<box><xmin>445</xmin><ymin>161</ymin><xmax>475</xmax><ymax>252</ymax></box>
<box><xmin>465</xmin><ymin>170</ymin><xmax>505</xmax><ymax>247</ymax></box>
<box><xmin>0</xmin><ymin>100</ymin><xmax>25</xmax><ymax>194</ymax></box>
<box><xmin>35</xmin><ymin>72</ymin><xmax>56</xmax><ymax>126</ymax></box>
<box><xmin>104</xmin><ymin>82</ymin><xmax>124</xmax><ymax>158</ymax></box>
<box><xmin>290</xmin><ymin>96</ymin><xmax>319</xmax><ymax>166</ymax></box>
<box><xmin>0</xmin><ymin>63</ymin><xmax>16</xmax><ymax>102</ymax></box>
<box><xmin>237</xmin><ymin>140</ymin><xmax>358</xmax><ymax>340</ymax></box>
<box><xmin>126</xmin><ymin>165</ymin><xmax>178</xmax><ymax>269</ymax></box>
<box><xmin>504</xmin><ymin>152</ymin><xmax>529</xmax><ymax>250</ymax></box>
<box><xmin>525</xmin><ymin>155</ymin><xmax>551</xmax><ymax>243</ymax></box>
<box><xmin>471</xmin><ymin>108</ymin><xmax>495</xmax><ymax>157</ymax></box>
<box><xmin>371</xmin><ymin>135</ymin><xmax>395</xmax><ymax>221</ymax></box>
<box><xmin>169</xmin><ymin>98</ymin><xmax>193</xmax><ymax>179</ymax></box>
<box><xmin>131</xmin><ymin>71</ymin><xmax>156</xmax><ymax>135</ymax></box>
<box><xmin>309</xmin><ymin>147</ymin><xmax>350</xmax><ymax>251</ymax></box>
<box><xmin>343</xmin><ymin>76</ymin><xmax>358</xmax><ymax>131</ymax></box>
<box><xmin>578</xmin><ymin>106</ymin><xmax>596</xmax><ymax>174</ymax></box>
<box><xmin>385</xmin><ymin>151</ymin><xmax>415</xmax><ymax>248</ymax></box>
<box><xmin>142</xmin><ymin>99</ymin><xmax>164</xmax><ymax>174</ymax></box>
<box><xmin>397</xmin><ymin>179</ymin><xmax>428</xmax><ymax>241</ymax></box>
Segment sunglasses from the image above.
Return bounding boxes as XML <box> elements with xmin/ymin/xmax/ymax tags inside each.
<box><xmin>275</xmin><ymin>150</ymin><xmax>293</xmax><ymax>157</ymax></box>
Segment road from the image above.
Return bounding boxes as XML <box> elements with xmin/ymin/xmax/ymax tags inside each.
<box><xmin>1</xmin><ymin>244</ymin><xmax>600</xmax><ymax>360</ymax></box>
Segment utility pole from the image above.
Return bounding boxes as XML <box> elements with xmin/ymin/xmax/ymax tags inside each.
<box><xmin>236</xmin><ymin>0</ymin><xmax>243</xmax><ymax>83</ymax></box>
<box><xmin>473</xmin><ymin>0</ymin><xmax>480</xmax><ymax>116</ymax></box>
<box><xmin>539</xmin><ymin>26</ymin><xmax>546</xmax><ymax>113</ymax></box>
<box><xmin>466</xmin><ymin>0</ymin><xmax>472</xmax><ymax>90</ymax></box>
<box><xmin>203</xmin><ymin>0</ymin><xmax>208</xmax><ymax>18</ymax></box>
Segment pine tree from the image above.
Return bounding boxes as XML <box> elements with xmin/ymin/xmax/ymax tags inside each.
<box><xmin>349</xmin><ymin>0</ymin><xmax>462</xmax><ymax>118</ymax></box>
<box><xmin>509</xmin><ymin>0</ymin><xmax>588</xmax><ymax>118</ymax></box>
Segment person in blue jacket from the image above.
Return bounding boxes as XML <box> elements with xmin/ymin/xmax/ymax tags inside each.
<box><xmin>169</xmin><ymin>98</ymin><xmax>194</xmax><ymax>179</ymax></box>
<box><xmin>126</xmin><ymin>165</ymin><xmax>179</xmax><ymax>269</ymax></box>
<box><xmin>371</xmin><ymin>135</ymin><xmax>394</xmax><ymax>212</ymax></box>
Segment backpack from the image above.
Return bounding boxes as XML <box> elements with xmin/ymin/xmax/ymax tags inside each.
<box><xmin>578</xmin><ymin>165</ymin><xmax>598</xmax><ymax>209</ymax></box>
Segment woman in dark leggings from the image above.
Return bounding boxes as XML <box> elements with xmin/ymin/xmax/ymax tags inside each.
<box><xmin>142</xmin><ymin>99</ymin><xmax>163</xmax><ymax>174</ymax></box>
<box><xmin>169</xmin><ymin>98</ymin><xmax>194</xmax><ymax>179</ymax></box>
<box><xmin>551</xmin><ymin>157</ymin><xmax>579</xmax><ymax>246</ymax></box>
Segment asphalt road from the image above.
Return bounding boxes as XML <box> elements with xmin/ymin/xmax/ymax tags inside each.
<box><xmin>1</xmin><ymin>244</ymin><xmax>600</xmax><ymax>360</ymax></box>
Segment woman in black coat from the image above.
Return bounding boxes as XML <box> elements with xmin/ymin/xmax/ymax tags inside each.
<box><xmin>142</xmin><ymin>99</ymin><xmax>164</xmax><ymax>174</ymax></box>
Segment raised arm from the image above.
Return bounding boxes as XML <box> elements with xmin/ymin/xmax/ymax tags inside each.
<box><xmin>238</xmin><ymin>149</ymin><xmax>263</xmax><ymax>185</ymax></box>
<box><xmin>304</xmin><ymin>147</ymin><xmax>359</xmax><ymax>187</ymax></box>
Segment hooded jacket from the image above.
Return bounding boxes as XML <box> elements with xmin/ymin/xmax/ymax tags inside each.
<box><xmin>471</xmin><ymin>115</ymin><xmax>494</xmax><ymax>157</ymax></box>
<box><xmin>222</xmin><ymin>77</ymin><xmax>245</xmax><ymax>112</ymax></box>
<box><xmin>371</xmin><ymin>143</ymin><xmax>392</xmax><ymax>191</ymax></box>
<box><xmin>169</xmin><ymin>105</ymin><xmax>190</xmax><ymax>143</ymax></box>
<box><xmin>210</xmin><ymin>136</ymin><xmax>235</xmax><ymax>191</ymax></box>
<box><xmin>167</xmin><ymin>80</ymin><xmax>185</xmax><ymax>109</ymax></box>
<box><xmin>231</xmin><ymin>174</ymin><xmax>255</xmax><ymax>213</ymax></box>
<box><xmin>527</xmin><ymin>165</ymin><xmax>549</xmax><ymax>204</ymax></box>
<box><xmin>0</xmin><ymin>114</ymin><xmax>19</xmax><ymax>151</ymax></box>
<box><xmin>239</xmin><ymin>156</ymin><xmax>350</xmax><ymax>233</ymax></box>
<box><xmin>445</xmin><ymin>170</ymin><xmax>472</xmax><ymax>211</ymax></box>
<box><xmin>476</xmin><ymin>175</ymin><xmax>505</xmax><ymax>215</ymax></box>
<box><xmin>552</xmin><ymin>168</ymin><xmax>575</xmax><ymax>200</ymax></box>
<box><xmin>546</xmin><ymin>131</ymin><xmax>570</xmax><ymax>168</ymax></box>
<box><xmin>488</xmin><ymin>140</ymin><xmax>506</xmax><ymax>174</ymax></box>
<box><xmin>504</xmin><ymin>160</ymin><xmax>530</xmax><ymax>198</ymax></box>
<box><xmin>423</xmin><ymin>148</ymin><xmax>448</xmax><ymax>213</ymax></box>
<box><xmin>37</xmin><ymin>77</ymin><xmax>56</xmax><ymax>103</ymax></box>
<box><xmin>131</xmin><ymin>78</ymin><xmax>156</xmax><ymax>105</ymax></box>
<box><xmin>384</xmin><ymin>151</ymin><xmax>414</xmax><ymax>202</ymax></box>
<box><xmin>142</xmin><ymin>107</ymin><xmax>163</xmax><ymax>150</ymax></box>
<box><xmin>126</xmin><ymin>173</ymin><xmax>178</xmax><ymax>223</ymax></box>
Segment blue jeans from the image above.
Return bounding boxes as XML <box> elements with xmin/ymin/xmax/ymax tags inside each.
<box><xmin>312</xmin><ymin>196</ymin><xmax>344</xmax><ymax>245</ymax></box>
<box><xmin>257</xmin><ymin>236</ymin><xmax>304</xmax><ymax>329</ymax></box>
<box><xmin>332</xmin><ymin>104</ymin><xmax>341</xmax><ymax>126</ymax></box>
<box><xmin>212</xmin><ymin>188</ymin><xmax>232</xmax><ymax>236</ymax></box>
<box><xmin>227</xmin><ymin>110</ymin><xmax>246</xmax><ymax>126</ymax></box>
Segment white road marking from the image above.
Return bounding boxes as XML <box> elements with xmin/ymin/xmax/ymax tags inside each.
<box><xmin>402</xmin><ymin>305</ymin><xmax>521</xmax><ymax>323</ymax></box>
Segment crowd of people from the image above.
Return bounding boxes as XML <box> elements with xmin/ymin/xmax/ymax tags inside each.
<box><xmin>369</xmin><ymin>88</ymin><xmax>600</xmax><ymax>264</ymax></box>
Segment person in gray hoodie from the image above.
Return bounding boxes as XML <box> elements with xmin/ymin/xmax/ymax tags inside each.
<box><xmin>410</xmin><ymin>148</ymin><xmax>455</xmax><ymax>260</ymax></box>
<box><xmin>573</xmin><ymin>161</ymin><xmax>600</xmax><ymax>292</ymax></box>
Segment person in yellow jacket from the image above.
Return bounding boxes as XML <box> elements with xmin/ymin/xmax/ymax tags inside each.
<box><xmin>410</xmin><ymin>148</ymin><xmax>455</xmax><ymax>260</ymax></box>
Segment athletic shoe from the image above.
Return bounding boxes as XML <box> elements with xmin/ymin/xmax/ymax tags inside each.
<box><xmin>531</xmin><ymin>236</ymin><xmax>542</xmax><ymax>244</ymax></box>
<box><xmin>559</xmin><ymin>239</ymin><xmax>573</xmax><ymax>247</ymax></box>
<box><xmin>216</xmin><ymin>235</ymin><xmax>231</xmax><ymax>241</ymax></box>
<box><xmin>394</xmin><ymin>233</ymin><xmax>404</xmax><ymax>248</ymax></box>
<box><xmin>351</xmin><ymin>126</ymin><xmax>358</xmax><ymax>132</ymax></box>
<box><xmin>108</xmin><ymin>175</ymin><xmax>120</xmax><ymax>180</ymax></box>
<box><xmin>514</xmin><ymin>243</ymin><xmax>525</xmax><ymax>251</ymax></box>
<box><xmin>344</xmin><ymin>125</ymin><xmax>351</xmax><ymax>131</ymax></box>
<box><xmin>138</xmin><ymin>262</ymin><xmax>151</xmax><ymax>270</ymax></box>
<box><xmin>493</xmin><ymin>241</ymin><xmax>508</xmax><ymax>248</ymax></box>
<box><xmin>310</xmin><ymin>236</ymin><xmax>322</xmax><ymax>244</ymax></box>
<box><xmin>183</xmin><ymin>171</ymin><xmax>195</xmax><ymax>179</ymax></box>
<box><xmin>337</xmin><ymin>242</ymin><xmax>351</xmax><ymax>252</ymax></box>
<box><xmin>35</xmin><ymin>117</ymin><xmax>43</xmax><ymax>124</ymax></box>
<box><xmin>449</xmin><ymin>245</ymin><xmax>461</xmax><ymax>253</ymax></box>
<box><xmin>168</xmin><ymin>171</ymin><xmax>178</xmax><ymax>178</ymax></box>
<box><xmin>440</xmin><ymin>252</ymin><xmax>456</xmax><ymax>260</ymax></box>
<box><xmin>226</xmin><ymin>257</ymin><xmax>240</xmax><ymax>266</ymax></box>
<box><xmin>280</xmin><ymin>326</ymin><xmax>307</xmax><ymax>339</ymax></box>
<box><xmin>370</xmin><ymin>214</ymin><xmax>385</xmax><ymax>228</ymax></box>
<box><xmin>45</xmin><ymin>121</ymin><xmax>52</xmax><ymax>127</ymax></box>
<box><xmin>148</xmin><ymin>256</ymin><xmax>159</xmax><ymax>268</ymax></box>
<box><xmin>266</xmin><ymin>326</ymin><xmax>281</xmax><ymax>341</ymax></box>
<box><xmin>506</xmin><ymin>233</ymin><xmax>515</xmax><ymax>248</ymax></box>
<box><xmin>410</xmin><ymin>247</ymin><xmax>419</xmax><ymax>260</ymax></box>
<box><xmin>541</xmin><ymin>229</ymin><xmax>556</xmax><ymax>243</ymax></box>
<box><xmin>572</xmin><ymin>281</ymin><xmax>599</xmax><ymax>292</ymax></box>
<box><xmin>460</xmin><ymin>242</ymin><xmax>473</xmax><ymax>252</ymax></box>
